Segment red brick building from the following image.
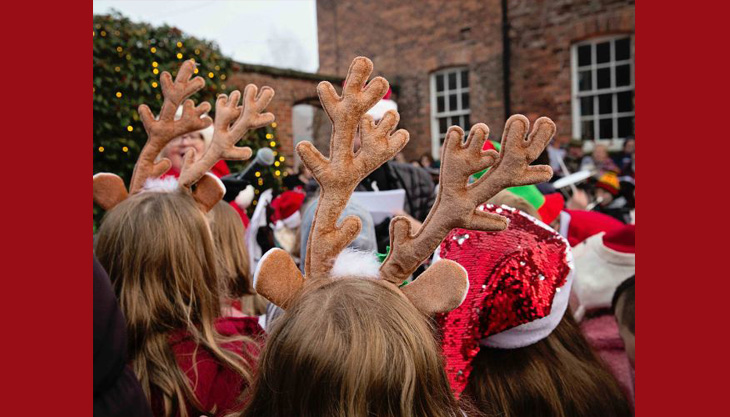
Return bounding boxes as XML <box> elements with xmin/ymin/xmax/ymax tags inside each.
<box><xmin>317</xmin><ymin>0</ymin><xmax>635</xmax><ymax>159</ymax></box>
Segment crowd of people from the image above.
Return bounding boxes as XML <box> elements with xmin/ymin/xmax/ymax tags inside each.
<box><xmin>93</xmin><ymin>57</ymin><xmax>635</xmax><ymax>417</ymax></box>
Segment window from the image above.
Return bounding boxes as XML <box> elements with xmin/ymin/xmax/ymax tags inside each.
<box><xmin>430</xmin><ymin>67</ymin><xmax>470</xmax><ymax>158</ymax></box>
<box><xmin>571</xmin><ymin>35</ymin><xmax>634</xmax><ymax>146</ymax></box>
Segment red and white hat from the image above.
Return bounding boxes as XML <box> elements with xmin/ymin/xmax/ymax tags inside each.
<box><xmin>436</xmin><ymin>204</ymin><xmax>574</xmax><ymax>397</ymax></box>
<box><xmin>270</xmin><ymin>190</ymin><xmax>305</xmax><ymax>230</ymax></box>
<box><xmin>571</xmin><ymin>224</ymin><xmax>635</xmax><ymax>321</ymax></box>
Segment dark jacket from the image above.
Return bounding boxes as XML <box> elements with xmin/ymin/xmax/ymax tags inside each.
<box><xmin>356</xmin><ymin>161</ymin><xmax>436</xmax><ymax>222</ymax></box>
<box><xmin>93</xmin><ymin>256</ymin><xmax>153</xmax><ymax>417</ymax></box>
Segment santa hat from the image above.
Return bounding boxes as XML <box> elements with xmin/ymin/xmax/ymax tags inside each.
<box><xmin>270</xmin><ymin>190</ymin><xmax>305</xmax><ymax>230</ymax></box>
<box><xmin>571</xmin><ymin>224</ymin><xmax>635</xmax><ymax>321</ymax></box>
<box><xmin>436</xmin><ymin>204</ymin><xmax>574</xmax><ymax>397</ymax></box>
<box><xmin>596</xmin><ymin>172</ymin><xmax>620</xmax><ymax>196</ymax></box>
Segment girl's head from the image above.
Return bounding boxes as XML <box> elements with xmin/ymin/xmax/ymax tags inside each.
<box><xmin>96</xmin><ymin>190</ymin><xmax>221</xmax><ymax>342</ymax></box>
<box><xmin>208</xmin><ymin>201</ymin><xmax>253</xmax><ymax>298</ymax></box>
<box><xmin>96</xmin><ymin>190</ymin><xmax>253</xmax><ymax>417</ymax></box>
<box><xmin>242</xmin><ymin>278</ymin><xmax>461</xmax><ymax>417</ymax></box>
<box><xmin>439</xmin><ymin>205</ymin><xmax>631</xmax><ymax>416</ymax></box>
<box><xmin>464</xmin><ymin>313</ymin><xmax>631</xmax><ymax>417</ymax></box>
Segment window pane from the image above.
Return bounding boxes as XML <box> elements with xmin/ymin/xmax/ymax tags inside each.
<box><xmin>597</xmin><ymin>67</ymin><xmax>611</xmax><ymax>89</ymax></box>
<box><xmin>615</xmin><ymin>38</ymin><xmax>631</xmax><ymax>61</ymax></box>
<box><xmin>581</xmin><ymin>120</ymin><xmax>594</xmax><ymax>140</ymax></box>
<box><xmin>436</xmin><ymin>74</ymin><xmax>444</xmax><ymax>92</ymax></box>
<box><xmin>596</xmin><ymin>41</ymin><xmax>610</xmax><ymax>64</ymax></box>
<box><xmin>616</xmin><ymin>64</ymin><xmax>631</xmax><ymax>86</ymax></box>
<box><xmin>617</xmin><ymin>91</ymin><xmax>633</xmax><ymax>112</ymax></box>
<box><xmin>598</xmin><ymin>94</ymin><xmax>613</xmax><ymax>114</ymax></box>
<box><xmin>578</xmin><ymin>70</ymin><xmax>592</xmax><ymax>91</ymax></box>
<box><xmin>462</xmin><ymin>92</ymin><xmax>470</xmax><ymax>109</ymax></box>
<box><xmin>439</xmin><ymin>117</ymin><xmax>448</xmax><ymax>134</ymax></box>
<box><xmin>461</xmin><ymin>70</ymin><xmax>469</xmax><ymax>88</ymax></box>
<box><xmin>464</xmin><ymin>114</ymin><xmax>471</xmax><ymax>129</ymax></box>
<box><xmin>618</xmin><ymin>117</ymin><xmax>634</xmax><ymax>138</ymax></box>
<box><xmin>449</xmin><ymin>93</ymin><xmax>458</xmax><ymax>111</ymax></box>
<box><xmin>437</xmin><ymin>96</ymin><xmax>445</xmax><ymax>113</ymax></box>
<box><xmin>578</xmin><ymin>44</ymin><xmax>591</xmax><ymax>67</ymax></box>
<box><xmin>448</xmin><ymin>72</ymin><xmax>457</xmax><ymax>90</ymax></box>
<box><xmin>580</xmin><ymin>96</ymin><xmax>594</xmax><ymax>116</ymax></box>
<box><xmin>599</xmin><ymin>118</ymin><xmax>613</xmax><ymax>139</ymax></box>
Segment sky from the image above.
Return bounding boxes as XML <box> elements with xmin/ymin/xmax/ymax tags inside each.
<box><xmin>93</xmin><ymin>0</ymin><xmax>320</xmax><ymax>72</ymax></box>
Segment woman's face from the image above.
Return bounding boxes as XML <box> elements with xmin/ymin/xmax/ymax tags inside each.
<box><xmin>163</xmin><ymin>132</ymin><xmax>205</xmax><ymax>171</ymax></box>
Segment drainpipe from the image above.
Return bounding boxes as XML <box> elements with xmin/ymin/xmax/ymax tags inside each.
<box><xmin>501</xmin><ymin>0</ymin><xmax>511</xmax><ymax>119</ymax></box>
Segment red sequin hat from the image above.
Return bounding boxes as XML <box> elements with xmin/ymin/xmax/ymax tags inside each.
<box><xmin>436</xmin><ymin>204</ymin><xmax>574</xmax><ymax>397</ymax></box>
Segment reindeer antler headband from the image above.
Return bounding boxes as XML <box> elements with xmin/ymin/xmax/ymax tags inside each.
<box><xmin>93</xmin><ymin>59</ymin><xmax>275</xmax><ymax>212</ymax></box>
<box><xmin>254</xmin><ymin>57</ymin><xmax>556</xmax><ymax>315</ymax></box>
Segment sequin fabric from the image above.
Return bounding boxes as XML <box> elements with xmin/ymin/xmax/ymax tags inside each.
<box><xmin>436</xmin><ymin>204</ymin><xmax>571</xmax><ymax>397</ymax></box>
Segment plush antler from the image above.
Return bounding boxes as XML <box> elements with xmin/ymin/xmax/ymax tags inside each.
<box><xmin>178</xmin><ymin>85</ymin><xmax>274</xmax><ymax>189</ymax></box>
<box><xmin>380</xmin><ymin>115</ymin><xmax>555</xmax><ymax>282</ymax></box>
<box><xmin>129</xmin><ymin>59</ymin><xmax>212</xmax><ymax>194</ymax></box>
<box><xmin>297</xmin><ymin>57</ymin><xmax>408</xmax><ymax>280</ymax></box>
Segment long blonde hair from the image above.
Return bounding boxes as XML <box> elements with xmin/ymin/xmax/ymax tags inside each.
<box><xmin>240</xmin><ymin>278</ymin><xmax>462</xmax><ymax>417</ymax></box>
<box><xmin>95</xmin><ymin>191</ymin><xmax>256</xmax><ymax>417</ymax></box>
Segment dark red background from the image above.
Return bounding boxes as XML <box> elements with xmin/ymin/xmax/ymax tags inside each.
<box><xmin>2</xmin><ymin>2</ymin><xmax>722</xmax><ymax>415</ymax></box>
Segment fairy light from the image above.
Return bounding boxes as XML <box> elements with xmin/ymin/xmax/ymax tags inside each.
<box><xmin>115</xmin><ymin>92</ymin><xmax>122</xmax><ymax>98</ymax></box>
<box><xmin>265</xmin><ymin>133</ymin><xmax>273</xmax><ymax>139</ymax></box>
<box><xmin>274</xmin><ymin>170</ymin><xmax>281</xmax><ymax>177</ymax></box>
<box><xmin>254</xmin><ymin>189</ymin><xmax>260</xmax><ymax>195</ymax></box>
<box><xmin>100</xmin><ymin>31</ymin><xmax>107</xmax><ymax>37</ymax></box>
<box><xmin>194</xmin><ymin>68</ymin><xmax>199</xmax><ymax>74</ymax></box>
<box><xmin>176</xmin><ymin>52</ymin><xmax>183</xmax><ymax>59</ymax></box>
<box><xmin>220</xmin><ymin>74</ymin><xmax>226</xmax><ymax>80</ymax></box>
<box><xmin>274</xmin><ymin>161</ymin><xmax>280</xmax><ymax>167</ymax></box>
<box><xmin>153</xmin><ymin>68</ymin><xmax>159</xmax><ymax>75</ymax></box>
<box><xmin>271</xmin><ymin>122</ymin><xmax>277</xmax><ymax>128</ymax></box>
<box><xmin>258</xmin><ymin>178</ymin><xmax>264</xmax><ymax>186</ymax></box>
<box><xmin>254</xmin><ymin>171</ymin><xmax>261</xmax><ymax>178</ymax></box>
<box><xmin>122</xmin><ymin>146</ymin><xmax>129</xmax><ymax>152</ymax></box>
<box><xmin>150</xmin><ymin>47</ymin><xmax>157</xmax><ymax>53</ymax></box>
<box><xmin>279</xmin><ymin>156</ymin><xmax>285</xmax><ymax>162</ymax></box>
<box><xmin>114</xmin><ymin>66</ymin><xmax>121</xmax><ymax>72</ymax></box>
<box><xmin>208</xmin><ymin>72</ymin><xmax>215</xmax><ymax>78</ymax></box>
<box><xmin>252</xmin><ymin>199</ymin><xmax>258</xmax><ymax>206</ymax></box>
<box><xmin>152</xmin><ymin>62</ymin><xmax>158</xmax><ymax>68</ymax></box>
<box><xmin>127</xmin><ymin>125</ymin><xmax>134</xmax><ymax>132</ymax></box>
<box><xmin>269</xmin><ymin>141</ymin><xmax>276</xmax><ymax>147</ymax></box>
<box><xmin>98</xmin><ymin>146</ymin><xmax>105</xmax><ymax>152</ymax></box>
<box><xmin>176</xmin><ymin>41</ymin><xmax>183</xmax><ymax>48</ymax></box>
<box><xmin>116</xmin><ymin>46</ymin><xmax>123</xmax><ymax>52</ymax></box>
<box><xmin>195</xmin><ymin>49</ymin><xmax>200</xmax><ymax>55</ymax></box>
<box><xmin>152</xmin><ymin>81</ymin><xmax>158</xmax><ymax>88</ymax></box>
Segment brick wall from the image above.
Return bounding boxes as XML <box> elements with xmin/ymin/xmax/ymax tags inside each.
<box><xmin>227</xmin><ymin>63</ymin><xmax>342</xmax><ymax>159</ymax></box>
<box><xmin>317</xmin><ymin>0</ymin><xmax>635</xmax><ymax>157</ymax></box>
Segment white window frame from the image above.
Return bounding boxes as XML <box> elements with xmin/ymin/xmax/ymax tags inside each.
<box><xmin>571</xmin><ymin>34</ymin><xmax>634</xmax><ymax>151</ymax></box>
<box><xmin>430</xmin><ymin>67</ymin><xmax>470</xmax><ymax>159</ymax></box>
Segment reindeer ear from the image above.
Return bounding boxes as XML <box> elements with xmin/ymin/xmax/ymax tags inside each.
<box><xmin>93</xmin><ymin>173</ymin><xmax>129</xmax><ymax>211</ymax></box>
<box><xmin>401</xmin><ymin>259</ymin><xmax>469</xmax><ymax>315</ymax></box>
<box><xmin>255</xmin><ymin>248</ymin><xmax>305</xmax><ymax>309</ymax></box>
<box><xmin>192</xmin><ymin>173</ymin><xmax>224</xmax><ymax>212</ymax></box>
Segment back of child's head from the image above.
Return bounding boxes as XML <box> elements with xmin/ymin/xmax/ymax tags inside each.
<box><xmin>464</xmin><ymin>313</ymin><xmax>632</xmax><ymax>417</ymax></box>
<box><xmin>96</xmin><ymin>191</ymin><xmax>253</xmax><ymax>417</ymax></box>
<box><xmin>241</xmin><ymin>278</ymin><xmax>461</xmax><ymax>417</ymax></box>
<box><xmin>96</xmin><ymin>190</ymin><xmax>221</xmax><ymax>342</ymax></box>
<box><xmin>208</xmin><ymin>201</ymin><xmax>253</xmax><ymax>298</ymax></box>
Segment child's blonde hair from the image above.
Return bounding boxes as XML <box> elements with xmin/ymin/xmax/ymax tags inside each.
<box><xmin>208</xmin><ymin>201</ymin><xmax>254</xmax><ymax>298</ymax></box>
<box><xmin>95</xmin><ymin>191</ymin><xmax>256</xmax><ymax>417</ymax></box>
<box><xmin>240</xmin><ymin>278</ymin><xmax>462</xmax><ymax>417</ymax></box>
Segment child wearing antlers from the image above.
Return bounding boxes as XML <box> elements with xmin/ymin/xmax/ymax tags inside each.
<box><xmin>243</xmin><ymin>57</ymin><xmax>558</xmax><ymax>417</ymax></box>
<box><xmin>94</xmin><ymin>60</ymin><xmax>275</xmax><ymax>417</ymax></box>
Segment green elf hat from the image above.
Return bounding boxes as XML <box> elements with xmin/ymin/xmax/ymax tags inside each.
<box><xmin>473</xmin><ymin>140</ymin><xmax>564</xmax><ymax>224</ymax></box>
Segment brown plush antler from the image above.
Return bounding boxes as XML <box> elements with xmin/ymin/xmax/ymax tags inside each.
<box><xmin>178</xmin><ymin>85</ymin><xmax>274</xmax><ymax>189</ymax></box>
<box><xmin>129</xmin><ymin>59</ymin><xmax>212</xmax><ymax>194</ymax></box>
<box><xmin>380</xmin><ymin>115</ymin><xmax>555</xmax><ymax>282</ymax></box>
<box><xmin>297</xmin><ymin>56</ymin><xmax>408</xmax><ymax>280</ymax></box>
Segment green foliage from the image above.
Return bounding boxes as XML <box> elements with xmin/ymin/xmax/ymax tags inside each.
<box><xmin>93</xmin><ymin>11</ymin><xmax>287</xmax><ymax>228</ymax></box>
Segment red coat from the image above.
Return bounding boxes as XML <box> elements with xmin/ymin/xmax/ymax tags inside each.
<box><xmin>152</xmin><ymin>317</ymin><xmax>264</xmax><ymax>417</ymax></box>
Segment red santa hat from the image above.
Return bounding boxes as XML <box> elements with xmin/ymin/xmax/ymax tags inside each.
<box><xmin>436</xmin><ymin>204</ymin><xmax>574</xmax><ymax>397</ymax></box>
<box><xmin>270</xmin><ymin>190</ymin><xmax>305</xmax><ymax>230</ymax></box>
<box><xmin>571</xmin><ymin>224</ymin><xmax>635</xmax><ymax>321</ymax></box>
